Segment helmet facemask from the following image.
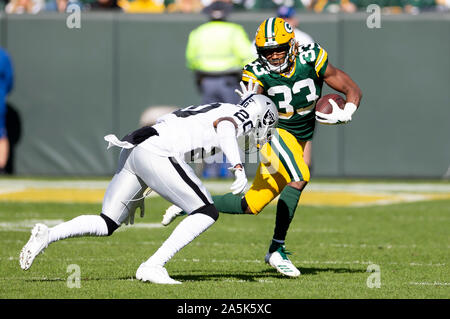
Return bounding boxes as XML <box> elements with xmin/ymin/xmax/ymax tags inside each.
<box><xmin>257</xmin><ymin>39</ymin><xmax>296</xmax><ymax>74</ymax></box>
<box><xmin>239</xmin><ymin>95</ymin><xmax>278</xmax><ymax>154</ymax></box>
<box><xmin>245</xmin><ymin>105</ymin><xmax>277</xmax><ymax>153</ymax></box>
<box><xmin>254</xmin><ymin>108</ymin><xmax>277</xmax><ymax>147</ymax></box>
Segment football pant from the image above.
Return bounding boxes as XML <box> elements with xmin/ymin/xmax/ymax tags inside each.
<box><xmin>245</xmin><ymin>128</ymin><xmax>310</xmax><ymax>215</ymax></box>
<box><xmin>102</xmin><ymin>147</ymin><xmax>213</xmax><ymax>225</ymax></box>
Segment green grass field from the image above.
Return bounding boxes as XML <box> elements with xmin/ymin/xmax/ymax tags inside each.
<box><xmin>0</xmin><ymin>179</ymin><xmax>449</xmax><ymax>300</ymax></box>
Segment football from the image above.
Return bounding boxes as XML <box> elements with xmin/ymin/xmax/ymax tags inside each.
<box><xmin>315</xmin><ymin>94</ymin><xmax>346</xmax><ymax>114</ymax></box>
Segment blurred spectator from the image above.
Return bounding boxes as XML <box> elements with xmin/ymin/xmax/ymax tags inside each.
<box><xmin>5</xmin><ymin>0</ymin><xmax>45</xmax><ymax>13</ymax></box>
<box><xmin>185</xmin><ymin>0</ymin><xmax>255</xmax><ymax>178</ymax></box>
<box><xmin>340</xmin><ymin>0</ymin><xmax>357</xmax><ymax>12</ymax></box>
<box><xmin>45</xmin><ymin>0</ymin><xmax>82</xmax><ymax>12</ymax></box>
<box><xmin>312</xmin><ymin>0</ymin><xmax>354</xmax><ymax>13</ymax></box>
<box><xmin>88</xmin><ymin>0</ymin><xmax>122</xmax><ymax>10</ymax></box>
<box><xmin>241</xmin><ymin>0</ymin><xmax>312</xmax><ymax>10</ymax></box>
<box><xmin>166</xmin><ymin>0</ymin><xmax>203</xmax><ymax>12</ymax></box>
<box><xmin>186</xmin><ymin>0</ymin><xmax>255</xmax><ymax>106</ymax></box>
<box><xmin>435</xmin><ymin>0</ymin><xmax>450</xmax><ymax>10</ymax></box>
<box><xmin>45</xmin><ymin>0</ymin><xmax>68</xmax><ymax>11</ymax></box>
<box><xmin>277</xmin><ymin>5</ymin><xmax>314</xmax><ymax>45</ymax></box>
<box><xmin>119</xmin><ymin>0</ymin><xmax>165</xmax><ymax>12</ymax></box>
<box><xmin>0</xmin><ymin>48</ymin><xmax>13</xmax><ymax>174</ymax></box>
<box><xmin>403</xmin><ymin>0</ymin><xmax>440</xmax><ymax>13</ymax></box>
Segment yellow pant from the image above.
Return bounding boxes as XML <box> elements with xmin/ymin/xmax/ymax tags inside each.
<box><xmin>245</xmin><ymin>128</ymin><xmax>310</xmax><ymax>214</ymax></box>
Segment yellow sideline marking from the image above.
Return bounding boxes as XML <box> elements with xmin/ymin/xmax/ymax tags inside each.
<box><xmin>0</xmin><ymin>188</ymin><xmax>105</xmax><ymax>203</ymax></box>
<box><xmin>0</xmin><ymin>187</ymin><xmax>449</xmax><ymax>206</ymax></box>
<box><xmin>300</xmin><ymin>191</ymin><xmax>398</xmax><ymax>206</ymax></box>
<box><xmin>300</xmin><ymin>191</ymin><xmax>450</xmax><ymax>206</ymax></box>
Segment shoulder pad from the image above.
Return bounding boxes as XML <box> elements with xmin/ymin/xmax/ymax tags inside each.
<box><xmin>298</xmin><ymin>43</ymin><xmax>328</xmax><ymax>77</ymax></box>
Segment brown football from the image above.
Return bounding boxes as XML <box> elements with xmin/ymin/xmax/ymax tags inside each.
<box><xmin>315</xmin><ymin>94</ymin><xmax>346</xmax><ymax>114</ymax></box>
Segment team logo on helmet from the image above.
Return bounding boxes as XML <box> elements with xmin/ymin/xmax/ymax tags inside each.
<box><xmin>263</xmin><ymin>108</ymin><xmax>276</xmax><ymax>126</ymax></box>
<box><xmin>284</xmin><ymin>22</ymin><xmax>293</xmax><ymax>33</ymax></box>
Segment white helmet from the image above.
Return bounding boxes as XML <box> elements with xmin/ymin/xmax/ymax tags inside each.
<box><xmin>241</xmin><ymin>94</ymin><xmax>278</xmax><ymax>149</ymax></box>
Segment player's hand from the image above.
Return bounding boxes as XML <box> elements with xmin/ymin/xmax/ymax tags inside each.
<box><xmin>123</xmin><ymin>193</ymin><xmax>147</xmax><ymax>225</ymax></box>
<box><xmin>229</xmin><ymin>165</ymin><xmax>248</xmax><ymax>195</ymax></box>
<box><xmin>316</xmin><ymin>101</ymin><xmax>357</xmax><ymax>125</ymax></box>
<box><xmin>235</xmin><ymin>80</ymin><xmax>259</xmax><ymax>101</ymax></box>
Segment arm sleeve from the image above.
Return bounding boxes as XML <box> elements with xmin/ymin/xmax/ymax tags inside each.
<box><xmin>299</xmin><ymin>43</ymin><xmax>328</xmax><ymax>78</ymax></box>
<box><xmin>215</xmin><ymin>120</ymin><xmax>241</xmax><ymax>168</ymax></box>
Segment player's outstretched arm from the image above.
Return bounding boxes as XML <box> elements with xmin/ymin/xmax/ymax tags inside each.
<box><xmin>323</xmin><ymin>63</ymin><xmax>362</xmax><ymax>108</ymax></box>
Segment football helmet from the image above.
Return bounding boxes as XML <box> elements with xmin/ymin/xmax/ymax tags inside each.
<box><xmin>255</xmin><ymin>17</ymin><xmax>297</xmax><ymax>73</ymax></box>
<box><xmin>241</xmin><ymin>94</ymin><xmax>278</xmax><ymax>149</ymax></box>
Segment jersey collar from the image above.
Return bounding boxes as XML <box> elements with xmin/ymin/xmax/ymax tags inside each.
<box><xmin>279</xmin><ymin>58</ymin><xmax>297</xmax><ymax>78</ymax></box>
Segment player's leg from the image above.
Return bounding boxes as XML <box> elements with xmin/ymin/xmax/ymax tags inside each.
<box><xmin>265</xmin><ymin>130</ymin><xmax>311</xmax><ymax>277</ymax></box>
<box><xmin>161</xmin><ymin>133</ymin><xmax>289</xmax><ymax>224</ymax></box>
<box><xmin>161</xmin><ymin>139</ymin><xmax>288</xmax><ymax>225</ymax></box>
<box><xmin>19</xmin><ymin>149</ymin><xmax>146</xmax><ymax>271</ymax></box>
<box><xmin>131</xmin><ymin>148</ymin><xmax>218</xmax><ymax>284</ymax></box>
<box><xmin>303</xmin><ymin>140</ymin><xmax>312</xmax><ymax>168</ymax></box>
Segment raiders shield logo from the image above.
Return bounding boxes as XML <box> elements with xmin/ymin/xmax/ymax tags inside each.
<box><xmin>263</xmin><ymin>109</ymin><xmax>276</xmax><ymax>126</ymax></box>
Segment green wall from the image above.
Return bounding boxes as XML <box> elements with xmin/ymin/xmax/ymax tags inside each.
<box><xmin>4</xmin><ymin>12</ymin><xmax>450</xmax><ymax>178</ymax></box>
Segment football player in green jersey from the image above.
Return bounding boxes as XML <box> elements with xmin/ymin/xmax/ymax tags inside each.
<box><xmin>163</xmin><ymin>17</ymin><xmax>362</xmax><ymax>278</ymax></box>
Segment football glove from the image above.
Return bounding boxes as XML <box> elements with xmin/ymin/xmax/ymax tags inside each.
<box><xmin>123</xmin><ymin>188</ymin><xmax>152</xmax><ymax>225</ymax></box>
<box><xmin>235</xmin><ymin>79</ymin><xmax>259</xmax><ymax>101</ymax></box>
<box><xmin>316</xmin><ymin>101</ymin><xmax>357</xmax><ymax>125</ymax></box>
<box><xmin>229</xmin><ymin>165</ymin><xmax>248</xmax><ymax>195</ymax></box>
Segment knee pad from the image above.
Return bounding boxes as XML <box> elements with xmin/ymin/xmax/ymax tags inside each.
<box><xmin>100</xmin><ymin>213</ymin><xmax>120</xmax><ymax>236</ymax></box>
<box><xmin>190</xmin><ymin>204</ymin><xmax>219</xmax><ymax>221</ymax></box>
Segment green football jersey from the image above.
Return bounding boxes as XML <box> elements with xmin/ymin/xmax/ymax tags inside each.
<box><xmin>242</xmin><ymin>43</ymin><xmax>328</xmax><ymax>141</ymax></box>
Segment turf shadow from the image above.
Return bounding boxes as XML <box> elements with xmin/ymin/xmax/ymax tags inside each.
<box><xmin>170</xmin><ymin>267</ymin><xmax>366</xmax><ymax>282</ymax></box>
<box><xmin>23</xmin><ymin>266</ymin><xmax>366</xmax><ymax>283</ymax></box>
<box><xmin>169</xmin><ymin>271</ymin><xmax>284</xmax><ymax>282</ymax></box>
<box><xmin>298</xmin><ymin>267</ymin><xmax>367</xmax><ymax>275</ymax></box>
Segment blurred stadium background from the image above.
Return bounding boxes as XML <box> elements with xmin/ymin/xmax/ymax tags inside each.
<box><xmin>0</xmin><ymin>0</ymin><xmax>449</xmax><ymax>301</ymax></box>
<box><xmin>1</xmin><ymin>0</ymin><xmax>449</xmax><ymax>179</ymax></box>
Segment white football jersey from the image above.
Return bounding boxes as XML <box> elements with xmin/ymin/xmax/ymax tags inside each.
<box><xmin>138</xmin><ymin>102</ymin><xmax>256</xmax><ymax>159</ymax></box>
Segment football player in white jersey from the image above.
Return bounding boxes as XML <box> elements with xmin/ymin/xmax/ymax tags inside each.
<box><xmin>19</xmin><ymin>90</ymin><xmax>278</xmax><ymax>285</ymax></box>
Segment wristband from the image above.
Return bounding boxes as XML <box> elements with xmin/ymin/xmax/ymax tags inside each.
<box><xmin>344</xmin><ymin>102</ymin><xmax>357</xmax><ymax>116</ymax></box>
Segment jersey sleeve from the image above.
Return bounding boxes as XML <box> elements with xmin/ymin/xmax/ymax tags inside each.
<box><xmin>227</xmin><ymin>105</ymin><xmax>255</xmax><ymax>138</ymax></box>
<box><xmin>298</xmin><ymin>43</ymin><xmax>328</xmax><ymax>78</ymax></box>
<box><xmin>241</xmin><ymin>64</ymin><xmax>264</xmax><ymax>88</ymax></box>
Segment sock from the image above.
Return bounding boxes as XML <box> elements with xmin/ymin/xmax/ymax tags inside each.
<box><xmin>271</xmin><ymin>186</ymin><xmax>302</xmax><ymax>252</ymax></box>
<box><xmin>145</xmin><ymin>213</ymin><xmax>215</xmax><ymax>266</ymax></box>
<box><xmin>177</xmin><ymin>193</ymin><xmax>246</xmax><ymax>215</ymax></box>
<box><xmin>212</xmin><ymin>193</ymin><xmax>246</xmax><ymax>214</ymax></box>
<box><xmin>48</xmin><ymin>215</ymin><xmax>109</xmax><ymax>244</ymax></box>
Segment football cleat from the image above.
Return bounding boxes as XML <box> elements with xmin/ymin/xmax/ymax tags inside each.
<box><xmin>265</xmin><ymin>245</ymin><xmax>301</xmax><ymax>277</ymax></box>
<box><xmin>161</xmin><ymin>205</ymin><xmax>185</xmax><ymax>226</ymax></box>
<box><xmin>136</xmin><ymin>263</ymin><xmax>181</xmax><ymax>285</ymax></box>
<box><xmin>19</xmin><ymin>223</ymin><xmax>49</xmax><ymax>270</ymax></box>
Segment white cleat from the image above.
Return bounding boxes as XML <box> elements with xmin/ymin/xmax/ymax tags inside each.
<box><xmin>161</xmin><ymin>205</ymin><xmax>184</xmax><ymax>226</ymax></box>
<box><xmin>136</xmin><ymin>263</ymin><xmax>181</xmax><ymax>284</ymax></box>
<box><xmin>265</xmin><ymin>246</ymin><xmax>301</xmax><ymax>278</ymax></box>
<box><xmin>19</xmin><ymin>223</ymin><xmax>49</xmax><ymax>270</ymax></box>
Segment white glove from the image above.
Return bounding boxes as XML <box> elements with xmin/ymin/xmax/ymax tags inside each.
<box><xmin>235</xmin><ymin>79</ymin><xmax>259</xmax><ymax>101</ymax></box>
<box><xmin>316</xmin><ymin>101</ymin><xmax>357</xmax><ymax>125</ymax></box>
<box><xmin>123</xmin><ymin>188</ymin><xmax>151</xmax><ymax>225</ymax></box>
<box><xmin>229</xmin><ymin>166</ymin><xmax>248</xmax><ymax>195</ymax></box>
<box><xmin>123</xmin><ymin>199</ymin><xmax>145</xmax><ymax>225</ymax></box>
